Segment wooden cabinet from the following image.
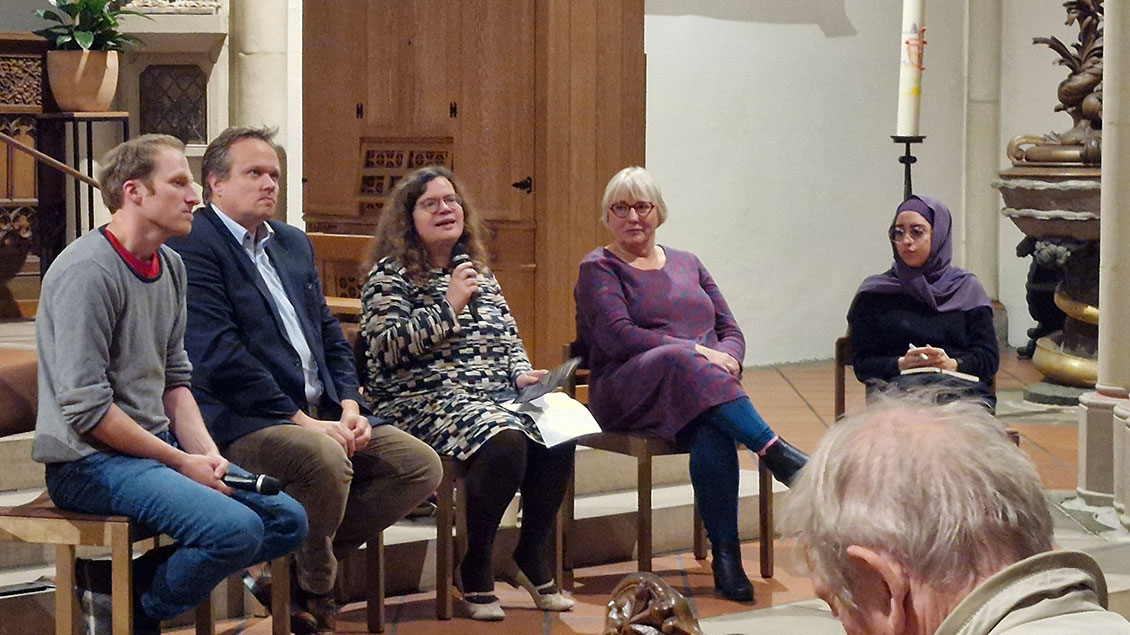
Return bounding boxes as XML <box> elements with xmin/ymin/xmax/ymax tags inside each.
<box><xmin>303</xmin><ymin>1</ymin><xmax>644</xmax><ymax>365</ymax></box>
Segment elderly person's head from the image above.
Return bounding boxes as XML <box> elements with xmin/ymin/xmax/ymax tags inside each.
<box><xmin>780</xmin><ymin>393</ymin><xmax>1052</xmax><ymax>635</ymax></box>
<box><xmin>369</xmin><ymin>165</ymin><xmax>488</xmax><ymax>283</ymax></box>
<box><xmin>600</xmin><ymin>166</ymin><xmax>668</xmax><ymax>256</ymax></box>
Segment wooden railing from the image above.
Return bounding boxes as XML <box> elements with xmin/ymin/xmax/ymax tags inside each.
<box><xmin>0</xmin><ymin>130</ymin><xmax>99</xmax><ymax>189</ymax></box>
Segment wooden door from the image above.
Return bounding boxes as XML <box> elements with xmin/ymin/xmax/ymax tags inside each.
<box><xmin>456</xmin><ymin>0</ymin><xmax>537</xmax><ymax>357</ymax></box>
<box><xmin>364</xmin><ymin>1</ymin><xmax>461</xmax><ymax>137</ymax></box>
<box><xmin>302</xmin><ymin>2</ymin><xmax>366</xmax><ymax>218</ymax></box>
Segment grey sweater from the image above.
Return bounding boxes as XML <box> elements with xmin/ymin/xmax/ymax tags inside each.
<box><xmin>33</xmin><ymin>230</ymin><xmax>193</xmax><ymax>464</ymax></box>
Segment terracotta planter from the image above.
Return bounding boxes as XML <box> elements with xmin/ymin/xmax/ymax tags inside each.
<box><xmin>46</xmin><ymin>50</ymin><xmax>119</xmax><ymax>112</ymax></box>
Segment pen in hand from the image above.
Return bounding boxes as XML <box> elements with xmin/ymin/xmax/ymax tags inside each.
<box><xmin>908</xmin><ymin>343</ymin><xmax>929</xmax><ymax>361</ymax></box>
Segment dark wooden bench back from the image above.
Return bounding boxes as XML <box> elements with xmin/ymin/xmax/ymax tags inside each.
<box><xmin>0</xmin><ymin>361</ymin><xmax>37</xmax><ymax>439</ymax></box>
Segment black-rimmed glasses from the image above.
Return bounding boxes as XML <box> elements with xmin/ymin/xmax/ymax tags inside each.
<box><xmin>609</xmin><ymin>201</ymin><xmax>654</xmax><ymax>218</ymax></box>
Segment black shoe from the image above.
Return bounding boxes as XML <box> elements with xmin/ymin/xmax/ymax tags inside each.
<box><xmin>407</xmin><ymin>500</ymin><xmax>438</xmax><ymax>518</ymax></box>
<box><xmin>292</xmin><ymin>584</ymin><xmax>338</xmax><ymax>635</ymax></box>
<box><xmin>760</xmin><ymin>438</ymin><xmax>808</xmax><ymax>486</ymax></box>
<box><xmin>241</xmin><ymin>568</ymin><xmax>274</xmax><ymax>613</ymax></box>
<box><xmin>711</xmin><ymin>542</ymin><xmax>754</xmax><ymax>602</ymax></box>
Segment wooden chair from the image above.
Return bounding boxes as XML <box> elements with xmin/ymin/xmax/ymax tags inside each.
<box><xmin>332</xmin><ymin>535</ymin><xmax>385</xmax><ymax>632</ymax></box>
<box><xmin>432</xmin><ymin>455</ymin><xmax>566</xmax><ymax>620</ymax></box>
<box><xmin>563</xmin><ymin>344</ymin><xmax>774</xmax><ymax>583</ymax></box>
<box><xmin>0</xmin><ymin>360</ymin><xmax>292</xmax><ymax>635</ymax></box>
<box><xmin>433</xmin><ymin>456</ymin><xmax>466</xmax><ymax>620</ymax></box>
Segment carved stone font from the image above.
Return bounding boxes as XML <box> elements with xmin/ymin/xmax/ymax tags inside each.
<box><xmin>1009</xmin><ymin>0</ymin><xmax>1104</xmax><ymax>165</ymax></box>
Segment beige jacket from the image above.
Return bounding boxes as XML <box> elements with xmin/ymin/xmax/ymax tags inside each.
<box><xmin>936</xmin><ymin>551</ymin><xmax>1130</xmax><ymax>634</ymax></box>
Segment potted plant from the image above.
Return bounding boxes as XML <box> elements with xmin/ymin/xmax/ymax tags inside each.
<box><xmin>32</xmin><ymin>0</ymin><xmax>146</xmax><ymax>112</ymax></box>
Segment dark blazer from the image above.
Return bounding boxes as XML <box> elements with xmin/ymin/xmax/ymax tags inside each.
<box><xmin>166</xmin><ymin>206</ymin><xmax>362</xmax><ymax>446</ymax></box>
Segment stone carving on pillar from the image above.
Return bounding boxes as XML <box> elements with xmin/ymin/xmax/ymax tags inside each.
<box><xmin>995</xmin><ymin>0</ymin><xmax>1103</xmax><ymax>403</ymax></box>
<box><xmin>125</xmin><ymin>0</ymin><xmax>221</xmax><ymax>13</ymax></box>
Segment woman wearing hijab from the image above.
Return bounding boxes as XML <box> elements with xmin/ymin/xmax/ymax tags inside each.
<box><xmin>848</xmin><ymin>195</ymin><xmax>999</xmax><ymax>410</ymax></box>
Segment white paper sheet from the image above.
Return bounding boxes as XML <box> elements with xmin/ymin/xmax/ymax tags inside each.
<box><xmin>500</xmin><ymin>392</ymin><xmax>601</xmax><ymax>447</ymax></box>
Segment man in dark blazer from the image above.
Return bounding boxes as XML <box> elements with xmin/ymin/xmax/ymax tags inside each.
<box><xmin>167</xmin><ymin>127</ymin><xmax>441</xmax><ymax>634</ymax></box>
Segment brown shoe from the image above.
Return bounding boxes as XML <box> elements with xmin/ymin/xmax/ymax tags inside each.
<box><xmin>292</xmin><ymin>587</ymin><xmax>338</xmax><ymax>635</ymax></box>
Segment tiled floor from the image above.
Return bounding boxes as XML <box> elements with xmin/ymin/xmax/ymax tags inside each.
<box><xmin>0</xmin><ymin>319</ymin><xmax>1095</xmax><ymax>634</ymax></box>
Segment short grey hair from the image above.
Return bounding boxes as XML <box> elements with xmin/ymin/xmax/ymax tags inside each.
<box><xmin>200</xmin><ymin>126</ymin><xmax>278</xmax><ymax>201</ymax></box>
<box><xmin>779</xmin><ymin>392</ymin><xmax>1052</xmax><ymax>605</ymax></box>
<box><xmin>600</xmin><ymin>166</ymin><xmax>668</xmax><ymax>226</ymax></box>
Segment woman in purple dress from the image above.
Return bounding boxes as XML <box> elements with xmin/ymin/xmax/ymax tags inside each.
<box><xmin>574</xmin><ymin>166</ymin><xmax>807</xmax><ymax>602</ymax></box>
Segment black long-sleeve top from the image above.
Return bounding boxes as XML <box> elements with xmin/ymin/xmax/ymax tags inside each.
<box><xmin>847</xmin><ymin>291</ymin><xmax>999</xmax><ymax>400</ymax></box>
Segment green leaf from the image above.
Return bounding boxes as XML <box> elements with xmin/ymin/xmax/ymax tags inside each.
<box><xmin>74</xmin><ymin>30</ymin><xmax>94</xmax><ymax>50</ymax></box>
<box><xmin>56</xmin><ymin>2</ymin><xmax>79</xmax><ymax>19</ymax></box>
<box><xmin>33</xmin><ymin>9</ymin><xmax>65</xmax><ymax>24</ymax></box>
<box><xmin>55</xmin><ymin>34</ymin><xmax>74</xmax><ymax>49</ymax></box>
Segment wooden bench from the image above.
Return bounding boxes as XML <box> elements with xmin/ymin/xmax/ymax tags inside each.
<box><xmin>0</xmin><ymin>360</ymin><xmax>294</xmax><ymax>634</ymax></box>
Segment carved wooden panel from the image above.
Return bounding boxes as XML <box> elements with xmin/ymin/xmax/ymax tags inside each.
<box><xmin>358</xmin><ymin>138</ymin><xmax>453</xmax><ymax>218</ymax></box>
<box><xmin>0</xmin><ymin>55</ymin><xmax>43</xmax><ymax>113</ymax></box>
<box><xmin>0</xmin><ymin>115</ymin><xmax>38</xmax><ymax>202</ymax></box>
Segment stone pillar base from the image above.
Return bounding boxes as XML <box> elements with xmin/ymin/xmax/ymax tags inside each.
<box><xmin>1078</xmin><ymin>391</ymin><xmax>1119</xmax><ymax>505</ymax></box>
<box><xmin>1117</xmin><ymin>404</ymin><xmax>1130</xmax><ymax>527</ymax></box>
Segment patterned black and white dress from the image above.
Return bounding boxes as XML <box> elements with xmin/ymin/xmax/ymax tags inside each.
<box><xmin>359</xmin><ymin>257</ymin><xmax>543</xmax><ymax>460</ymax></box>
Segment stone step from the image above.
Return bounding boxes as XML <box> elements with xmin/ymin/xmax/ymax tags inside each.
<box><xmin>574</xmin><ymin>444</ymin><xmax>698</xmax><ymax>496</ymax></box>
<box><xmin>0</xmin><ymin>433</ymin><xmax>42</xmax><ymax>492</ymax></box>
<box><xmin>0</xmin><ymin>434</ymin><xmax>710</xmax><ymax>499</ymax></box>
<box><xmin>0</xmin><ymin>472</ymin><xmax>783</xmax><ymax>607</ymax></box>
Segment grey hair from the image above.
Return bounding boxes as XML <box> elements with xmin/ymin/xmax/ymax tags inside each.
<box><xmin>779</xmin><ymin>391</ymin><xmax>1052</xmax><ymax>605</ymax></box>
<box><xmin>200</xmin><ymin>126</ymin><xmax>278</xmax><ymax>201</ymax></box>
<box><xmin>600</xmin><ymin>166</ymin><xmax>668</xmax><ymax>226</ymax></box>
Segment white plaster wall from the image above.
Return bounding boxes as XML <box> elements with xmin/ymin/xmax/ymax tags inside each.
<box><xmin>643</xmin><ymin>0</ymin><xmax>1077</xmax><ymax>363</ymax></box>
<box><xmin>997</xmin><ymin>1</ymin><xmax>1089</xmax><ymax>348</ymax></box>
<box><xmin>644</xmin><ymin>0</ymin><xmax>966</xmax><ymax>365</ymax></box>
<box><xmin>1</xmin><ymin>0</ymin><xmax>50</xmax><ymax>32</ymax></box>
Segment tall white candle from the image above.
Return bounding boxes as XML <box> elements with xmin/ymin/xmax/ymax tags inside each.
<box><xmin>896</xmin><ymin>0</ymin><xmax>926</xmax><ymax>137</ymax></box>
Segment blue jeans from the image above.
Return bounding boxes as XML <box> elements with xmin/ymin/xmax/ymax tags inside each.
<box><xmin>686</xmin><ymin>397</ymin><xmax>777</xmax><ymax>544</ymax></box>
<box><xmin>45</xmin><ymin>439</ymin><xmax>309</xmax><ymax>621</ymax></box>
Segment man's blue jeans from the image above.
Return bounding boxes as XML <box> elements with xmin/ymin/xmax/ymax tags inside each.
<box><xmin>45</xmin><ymin>443</ymin><xmax>309</xmax><ymax>621</ymax></box>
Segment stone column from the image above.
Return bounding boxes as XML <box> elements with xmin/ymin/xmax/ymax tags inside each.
<box><xmin>1081</xmin><ymin>0</ymin><xmax>1130</xmax><ymax>507</ymax></box>
<box><xmin>1117</xmin><ymin>403</ymin><xmax>1130</xmax><ymax>523</ymax></box>
<box><xmin>229</xmin><ymin>0</ymin><xmax>291</xmax><ymax>220</ymax></box>
<box><xmin>960</xmin><ymin>0</ymin><xmax>1001</xmax><ymax>297</ymax></box>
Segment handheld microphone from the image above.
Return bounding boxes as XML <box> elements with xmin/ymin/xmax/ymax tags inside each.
<box><xmin>450</xmin><ymin>244</ymin><xmax>481</xmax><ymax>321</ymax></box>
<box><xmin>223</xmin><ymin>473</ymin><xmax>282</xmax><ymax>495</ymax></box>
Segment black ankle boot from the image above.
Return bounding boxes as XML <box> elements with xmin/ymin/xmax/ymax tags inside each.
<box><xmin>711</xmin><ymin>542</ymin><xmax>754</xmax><ymax>602</ymax></box>
<box><xmin>760</xmin><ymin>438</ymin><xmax>808</xmax><ymax>486</ymax></box>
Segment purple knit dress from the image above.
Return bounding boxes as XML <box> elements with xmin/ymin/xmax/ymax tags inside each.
<box><xmin>574</xmin><ymin>246</ymin><xmax>747</xmax><ymax>441</ymax></box>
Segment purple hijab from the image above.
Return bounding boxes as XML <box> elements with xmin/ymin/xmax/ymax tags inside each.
<box><xmin>856</xmin><ymin>195</ymin><xmax>992</xmax><ymax>312</ymax></box>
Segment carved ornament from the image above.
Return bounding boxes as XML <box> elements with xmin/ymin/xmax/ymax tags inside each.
<box><xmin>0</xmin><ymin>56</ymin><xmax>43</xmax><ymax>110</ymax></box>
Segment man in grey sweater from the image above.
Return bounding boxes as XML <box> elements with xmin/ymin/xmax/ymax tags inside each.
<box><xmin>34</xmin><ymin>134</ymin><xmax>308</xmax><ymax>634</ymax></box>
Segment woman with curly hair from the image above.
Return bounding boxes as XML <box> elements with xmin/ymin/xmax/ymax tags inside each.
<box><xmin>359</xmin><ymin>166</ymin><xmax>574</xmax><ymax>621</ymax></box>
